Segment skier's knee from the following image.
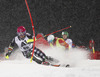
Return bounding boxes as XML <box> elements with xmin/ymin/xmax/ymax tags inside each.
<box><xmin>33</xmin><ymin>56</ymin><xmax>42</xmax><ymax>64</ymax></box>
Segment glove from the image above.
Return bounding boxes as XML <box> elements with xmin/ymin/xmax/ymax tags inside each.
<box><xmin>5</xmin><ymin>55</ymin><xmax>9</xmax><ymax>59</ymax></box>
<box><xmin>5</xmin><ymin>51</ymin><xmax>12</xmax><ymax>59</ymax></box>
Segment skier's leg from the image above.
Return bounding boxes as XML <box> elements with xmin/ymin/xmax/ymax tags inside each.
<box><xmin>32</xmin><ymin>56</ymin><xmax>42</xmax><ymax>64</ymax></box>
<box><xmin>34</xmin><ymin>47</ymin><xmax>48</xmax><ymax>62</ymax></box>
<box><xmin>22</xmin><ymin>51</ymin><xmax>43</xmax><ymax>64</ymax></box>
<box><xmin>34</xmin><ymin>47</ymin><xmax>59</xmax><ymax>63</ymax></box>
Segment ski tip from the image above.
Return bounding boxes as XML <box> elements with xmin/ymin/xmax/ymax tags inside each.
<box><xmin>65</xmin><ymin>64</ymin><xmax>70</xmax><ymax>67</ymax></box>
<box><xmin>70</xmin><ymin>26</ymin><xmax>72</xmax><ymax>28</ymax></box>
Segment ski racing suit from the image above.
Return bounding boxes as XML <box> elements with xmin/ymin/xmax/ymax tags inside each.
<box><xmin>64</xmin><ymin>38</ymin><xmax>73</xmax><ymax>49</ymax></box>
<box><xmin>6</xmin><ymin>33</ymin><xmax>49</xmax><ymax>64</ymax></box>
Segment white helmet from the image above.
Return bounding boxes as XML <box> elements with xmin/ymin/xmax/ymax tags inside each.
<box><xmin>47</xmin><ymin>35</ymin><xmax>54</xmax><ymax>43</ymax></box>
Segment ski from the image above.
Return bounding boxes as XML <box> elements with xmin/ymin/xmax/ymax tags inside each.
<box><xmin>50</xmin><ymin>64</ymin><xmax>60</xmax><ymax>67</ymax></box>
<box><xmin>50</xmin><ymin>64</ymin><xmax>70</xmax><ymax>67</ymax></box>
<box><xmin>42</xmin><ymin>61</ymin><xmax>70</xmax><ymax>67</ymax></box>
<box><xmin>45</xmin><ymin>56</ymin><xmax>70</xmax><ymax>67</ymax></box>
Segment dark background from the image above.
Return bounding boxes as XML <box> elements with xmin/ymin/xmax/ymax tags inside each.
<box><xmin>0</xmin><ymin>0</ymin><xmax>99</xmax><ymax>53</ymax></box>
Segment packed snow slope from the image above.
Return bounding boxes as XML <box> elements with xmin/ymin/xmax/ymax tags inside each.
<box><xmin>0</xmin><ymin>47</ymin><xmax>100</xmax><ymax>77</ymax></box>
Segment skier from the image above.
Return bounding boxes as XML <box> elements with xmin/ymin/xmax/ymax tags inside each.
<box><xmin>61</xmin><ymin>31</ymin><xmax>73</xmax><ymax>49</ymax></box>
<box><xmin>47</xmin><ymin>34</ymin><xmax>70</xmax><ymax>67</ymax></box>
<box><xmin>47</xmin><ymin>34</ymin><xmax>69</xmax><ymax>49</ymax></box>
<box><xmin>5</xmin><ymin>26</ymin><xmax>53</xmax><ymax>65</ymax></box>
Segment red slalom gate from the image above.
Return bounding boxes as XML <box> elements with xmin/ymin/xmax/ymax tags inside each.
<box><xmin>25</xmin><ymin>0</ymin><xmax>35</xmax><ymax>62</ymax></box>
<box><xmin>44</xmin><ymin>26</ymin><xmax>72</xmax><ymax>37</ymax></box>
<box><xmin>91</xmin><ymin>51</ymin><xmax>100</xmax><ymax>60</ymax></box>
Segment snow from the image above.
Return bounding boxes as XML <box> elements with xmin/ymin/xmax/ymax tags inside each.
<box><xmin>0</xmin><ymin>48</ymin><xmax>100</xmax><ymax>77</ymax></box>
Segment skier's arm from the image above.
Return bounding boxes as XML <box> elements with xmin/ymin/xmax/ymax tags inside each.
<box><xmin>5</xmin><ymin>38</ymin><xmax>15</xmax><ymax>59</ymax></box>
<box><xmin>58</xmin><ymin>39</ymin><xmax>69</xmax><ymax>48</ymax></box>
<box><xmin>26</xmin><ymin>34</ymin><xmax>37</xmax><ymax>43</ymax></box>
<box><xmin>26</xmin><ymin>38</ymin><xmax>37</xmax><ymax>43</ymax></box>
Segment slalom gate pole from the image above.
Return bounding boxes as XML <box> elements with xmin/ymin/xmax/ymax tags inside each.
<box><xmin>25</xmin><ymin>0</ymin><xmax>35</xmax><ymax>62</ymax></box>
<box><xmin>91</xmin><ymin>40</ymin><xmax>96</xmax><ymax>59</ymax></box>
<box><xmin>44</xmin><ymin>26</ymin><xmax>72</xmax><ymax>37</ymax></box>
<box><xmin>92</xmin><ymin>46</ymin><xmax>96</xmax><ymax>59</ymax></box>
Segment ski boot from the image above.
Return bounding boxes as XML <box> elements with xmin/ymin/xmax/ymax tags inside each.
<box><xmin>47</xmin><ymin>56</ymin><xmax>59</xmax><ymax>63</ymax></box>
<box><xmin>42</xmin><ymin>61</ymin><xmax>50</xmax><ymax>65</ymax></box>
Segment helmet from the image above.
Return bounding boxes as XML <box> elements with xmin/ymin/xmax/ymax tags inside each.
<box><xmin>17</xmin><ymin>26</ymin><xmax>26</xmax><ymax>36</ymax></box>
<box><xmin>36</xmin><ymin>33</ymin><xmax>44</xmax><ymax>39</ymax></box>
<box><xmin>47</xmin><ymin>35</ymin><xmax>54</xmax><ymax>43</ymax></box>
<box><xmin>62</xmin><ymin>31</ymin><xmax>69</xmax><ymax>37</ymax></box>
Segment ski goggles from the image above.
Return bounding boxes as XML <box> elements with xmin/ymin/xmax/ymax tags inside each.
<box><xmin>17</xmin><ymin>32</ymin><xmax>26</xmax><ymax>36</ymax></box>
<box><xmin>48</xmin><ymin>40</ymin><xmax>53</xmax><ymax>43</ymax></box>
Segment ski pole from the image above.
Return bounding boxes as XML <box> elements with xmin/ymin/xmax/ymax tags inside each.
<box><xmin>25</xmin><ymin>0</ymin><xmax>35</xmax><ymax>62</ymax></box>
<box><xmin>44</xmin><ymin>26</ymin><xmax>72</xmax><ymax>37</ymax></box>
